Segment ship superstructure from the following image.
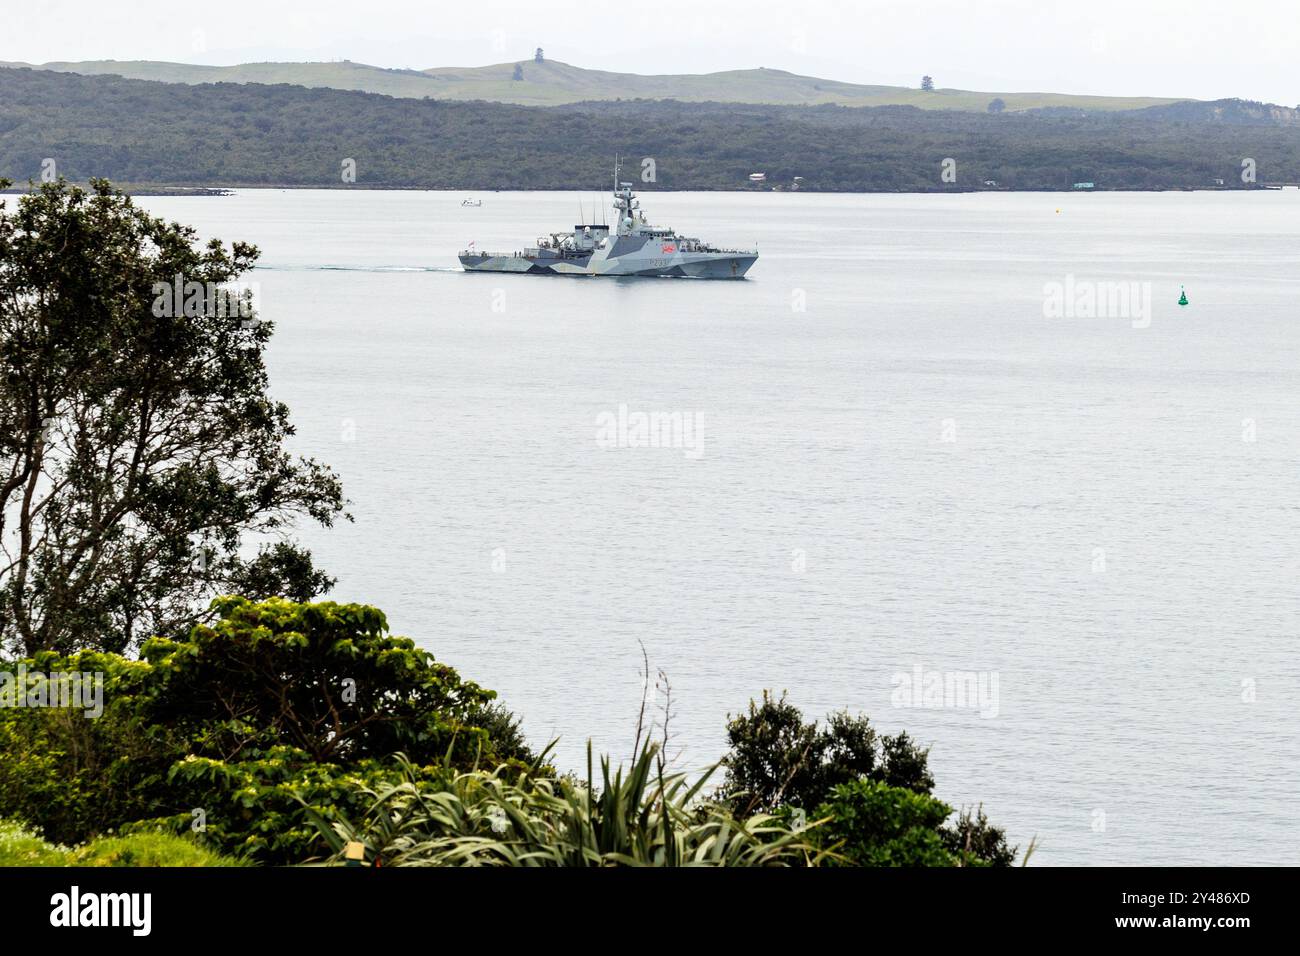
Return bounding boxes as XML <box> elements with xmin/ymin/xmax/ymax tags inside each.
<box><xmin>459</xmin><ymin>161</ymin><xmax>757</xmax><ymax>278</ymax></box>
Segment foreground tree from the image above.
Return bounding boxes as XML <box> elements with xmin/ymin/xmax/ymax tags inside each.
<box><xmin>719</xmin><ymin>691</ymin><xmax>1019</xmax><ymax>866</ymax></box>
<box><xmin>0</xmin><ymin>178</ymin><xmax>345</xmax><ymax>655</ymax></box>
<box><xmin>718</xmin><ymin>690</ymin><xmax>935</xmax><ymax>814</ymax></box>
<box><xmin>0</xmin><ymin>597</ymin><xmax>539</xmax><ymax>859</ymax></box>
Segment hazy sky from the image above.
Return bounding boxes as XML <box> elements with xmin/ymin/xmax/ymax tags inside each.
<box><xmin>9</xmin><ymin>0</ymin><xmax>1298</xmax><ymax>103</ymax></box>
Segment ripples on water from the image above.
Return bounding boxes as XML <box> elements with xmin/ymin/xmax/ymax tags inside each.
<box><xmin>140</xmin><ymin>188</ymin><xmax>1300</xmax><ymax>865</ymax></box>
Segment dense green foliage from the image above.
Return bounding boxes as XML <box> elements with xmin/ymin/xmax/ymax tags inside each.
<box><xmin>142</xmin><ymin>596</ymin><xmax>507</xmax><ymax>764</ymax></box>
<box><xmin>813</xmin><ymin>780</ymin><xmax>962</xmax><ymax>866</ymax></box>
<box><xmin>943</xmin><ymin>803</ymin><xmax>1019</xmax><ymax>866</ymax></box>
<box><xmin>0</xmin><ymin>818</ymin><xmax>71</xmax><ymax>865</ymax></box>
<box><xmin>311</xmin><ymin>689</ymin><xmax>1023</xmax><ymax>868</ymax></box>
<box><xmin>0</xmin><ymin>177</ymin><xmax>344</xmax><ymax>655</ymax></box>
<box><xmin>315</xmin><ymin>694</ymin><xmax>1024</xmax><ymax>867</ymax></box>
<box><xmin>314</xmin><ymin>744</ymin><xmax>822</xmax><ymax>867</ymax></box>
<box><xmin>809</xmin><ymin>782</ymin><xmax>1024</xmax><ymax>866</ymax></box>
<box><xmin>0</xmin><ymin>653</ymin><xmax>153</xmax><ymax>844</ymax></box>
<box><xmin>0</xmin><ymin>597</ymin><xmax>536</xmax><ymax>862</ymax></box>
<box><xmin>0</xmin><ymin>604</ymin><xmax>1021</xmax><ymax>866</ymax></box>
<box><xmin>0</xmin><ymin>818</ymin><xmax>243</xmax><ymax>866</ymax></box>
<box><xmin>719</xmin><ymin>690</ymin><xmax>935</xmax><ymax>812</ymax></box>
<box><xmin>1</xmin><ymin>68</ymin><xmax>1297</xmax><ymax>192</ymax></box>
<box><xmin>721</xmin><ymin>692</ymin><xmax>1018</xmax><ymax>866</ymax></box>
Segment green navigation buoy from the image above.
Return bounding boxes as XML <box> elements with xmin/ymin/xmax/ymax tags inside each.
<box><xmin>1178</xmin><ymin>286</ymin><xmax>1189</xmax><ymax>306</ymax></box>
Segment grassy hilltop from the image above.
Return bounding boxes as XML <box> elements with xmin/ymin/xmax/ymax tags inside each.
<box><xmin>0</xmin><ymin>56</ymin><xmax>1186</xmax><ymax>111</ymax></box>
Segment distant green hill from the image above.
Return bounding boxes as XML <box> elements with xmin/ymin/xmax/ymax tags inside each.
<box><xmin>0</xmin><ymin>59</ymin><xmax>441</xmax><ymax>99</ymax></box>
<box><xmin>4</xmin><ymin>68</ymin><xmax>1297</xmax><ymax>193</ymax></box>
<box><xmin>0</xmin><ymin>57</ymin><xmax>1187</xmax><ymax>112</ymax></box>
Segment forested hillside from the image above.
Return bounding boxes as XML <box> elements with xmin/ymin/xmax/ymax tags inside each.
<box><xmin>2</xmin><ymin>67</ymin><xmax>1297</xmax><ymax>191</ymax></box>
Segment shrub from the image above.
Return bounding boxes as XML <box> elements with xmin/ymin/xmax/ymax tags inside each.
<box><xmin>718</xmin><ymin>691</ymin><xmax>934</xmax><ymax>814</ymax></box>
<box><xmin>814</xmin><ymin>779</ymin><xmax>959</xmax><ymax>867</ymax></box>
<box><xmin>143</xmin><ymin>745</ymin><xmax>466</xmax><ymax>863</ymax></box>
<box><xmin>70</xmin><ymin>831</ymin><xmax>247</xmax><ymax>867</ymax></box>
<box><xmin>0</xmin><ymin>650</ymin><xmax>172</xmax><ymax>844</ymax></box>
<box><xmin>311</xmin><ymin>743</ymin><xmax>823</xmax><ymax>867</ymax></box>
<box><xmin>942</xmin><ymin>804</ymin><xmax>1018</xmax><ymax>866</ymax></box>
<box><xmin>138</xmin><ymin>596</ymin><xmax>529</xmax><ymax>767</ymax></box>
<box><xmin>0</xmin><ymin>818</ymin><xmax>243</xmax><ymax>867</ymax></box>
<box><xmin>0</xmin><ymin>819</ymin><xmax>71</xmax><ymax>866</ymax></box>
<box><xmin>0</xmin><ymin>597</ymin><xmax>537</xmax><ymax>862</ymax></box>
<box><xmin>719</xmin><ymin>692</ymin><xmax>1018</xmax><ymax>866</ymax></box>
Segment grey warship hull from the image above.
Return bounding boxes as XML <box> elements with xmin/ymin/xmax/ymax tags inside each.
<box><xmin>459</xmin><ymin>166</ymin><xmax>758</xmax><ymax>279</ymax></box>
<box><xmin>459</xmin><ymin>244</ymin><xmax>757</xmax><ymax>278</ymax></box>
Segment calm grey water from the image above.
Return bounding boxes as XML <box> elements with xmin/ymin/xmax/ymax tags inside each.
<box><xmin>140</xmin><ymin>188</ymin><xmax>1300</xmax><ymax>866</ymax></box>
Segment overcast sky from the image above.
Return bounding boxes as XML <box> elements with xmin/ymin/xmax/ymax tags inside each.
<box><xmin>9</xmin><ymin>0</ymin><xmax>1297</xmax><ymax>104</ymax></box>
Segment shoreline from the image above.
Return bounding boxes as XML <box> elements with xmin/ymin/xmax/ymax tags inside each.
<box><xmin>2</xmin><ymin>183</ymin><xmax>1281</xmax><ymax>197</ymax></box>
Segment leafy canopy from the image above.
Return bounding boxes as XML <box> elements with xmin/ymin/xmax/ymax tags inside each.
<box><xmin>0</xmin><ymin>597</ymin><xmax>537</xmax><ymax>861</ymax></box>
<box><xmin>139</xmin><ymin>595</ymin><xmax>506</xmax><ymax>764</ymax></box>
<box><xmin>814</xmin><ymin>779</ymin><xmax>957</xmax><ymax>867</ymax></box>
<box><xmin>312</xmin><ymin>744</ymin><xmax>823</xmax><ymax>868</ymax></box>
<box><xmin>719</xmin><ymin>691</ymin><xmax>1018</xmax><ymax>866</ymax></box>
<box><xmin>718</xmin><ymin>689</ymin><xmax>935</xmax><ymax>814</ymax></box>
<box><xmin>0</xmin><ymin>177</ymin><xmax>345</xmax><ymax>656</ymax></box>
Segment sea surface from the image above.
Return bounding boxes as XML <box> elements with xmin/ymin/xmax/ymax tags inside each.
<box><xmin>138</xmin><ymin>188</ymin><xmax>1300</xmax><ymax>866</ymax></box>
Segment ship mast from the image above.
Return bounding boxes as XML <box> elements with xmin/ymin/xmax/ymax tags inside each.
<box><xmin>611</xmin><ymin>156</ymin><xmax>644</xmax><ymax>237</ymax></box>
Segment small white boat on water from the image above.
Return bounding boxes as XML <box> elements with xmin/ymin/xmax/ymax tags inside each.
<box><xmin>462</xmin><ymin>198</ymin><xmax>482</xmax><ymax>207</ymax></box>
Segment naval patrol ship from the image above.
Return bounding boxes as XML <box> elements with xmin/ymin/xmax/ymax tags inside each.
<box><xmin>459</xmin><ymin>164</ymin><xmax>757</xmax><ymax>278</ymax></box>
